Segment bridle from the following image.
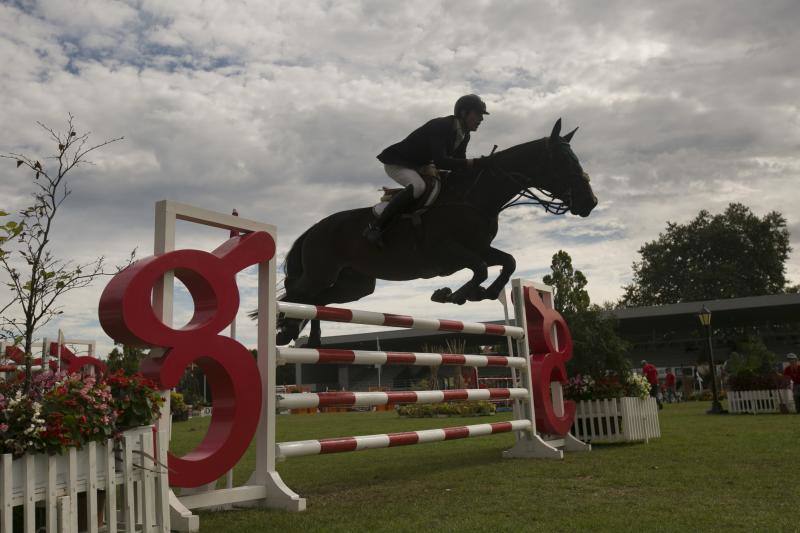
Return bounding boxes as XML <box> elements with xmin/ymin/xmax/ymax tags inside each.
<box><xmin>463</xmin><ymin>137</ymin><xmax>584</xmax><ymax>215</ymax></box>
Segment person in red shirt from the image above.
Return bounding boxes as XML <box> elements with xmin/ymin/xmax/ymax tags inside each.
<box><xmin>641</xmin><ymin>360</ymin><xmax>662</xmax><ymax>409</ymax></box>
<box><xmin>782</xmin><ymin>353</ymin><xmax>800</xmax><ymax>413</ymax></box>
<box><xmin>664</xmin><ymin>368</ymin><xmax>677</xmax><ymax>403</ymax></box>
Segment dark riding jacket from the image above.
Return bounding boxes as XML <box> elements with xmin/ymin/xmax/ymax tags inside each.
<box><xmin>377</xmin><ymin>116</ymin><xmax>470</xmax><ymax>171</ymax></box>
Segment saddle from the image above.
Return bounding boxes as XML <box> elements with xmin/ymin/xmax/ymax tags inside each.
<box><xmin>378</xmin><ymin>164</ymin><xmax>445</xmax><ymax>212</ymax></box>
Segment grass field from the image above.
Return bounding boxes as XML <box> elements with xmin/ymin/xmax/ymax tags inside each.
<box><xmin>170</xmin><ymin>403</ymin><xmax>799</xmax><ymax>532</ymax></box>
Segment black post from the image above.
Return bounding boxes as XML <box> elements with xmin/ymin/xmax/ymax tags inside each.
<box><xmin>704</xmin><ymin>322</ymin><xmax>726</xmax><ymax>414</ymax></box>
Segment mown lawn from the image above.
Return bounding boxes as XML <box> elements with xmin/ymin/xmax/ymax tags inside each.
<box><xmin>169</xmin><ymin>403</ymin><xmax>799</xmax><ymax>532</ymax></box>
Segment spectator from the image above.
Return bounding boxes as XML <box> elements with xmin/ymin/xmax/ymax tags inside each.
<box><xmin>695</xmin><ymin>371</ymin><xmax>704</xmax><ymax>392</ymax></box>
<box><xmin>665</xmin><ymin>368</ymin><xmax>677</xmax><ymax>403</ymax></box>
<box><xmin>641</xmin><ymin>360</ymin><xmax>662</xmax><ymax>410</ymax></box>
<box><xmin>782</xmin><ymin>353</ymin><xmax>800</xmax><ymax>414</ymax></box>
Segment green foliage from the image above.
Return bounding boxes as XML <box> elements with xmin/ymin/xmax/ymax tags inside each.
<box><xmin>725</xmin><ymin>337</ymin><xmax>787</xmax><ymax>391</ymax></box>
<box><xmin>178</xmin><ymin>366</ymin><xmax>205</xmax><ymax>405</ymax></box>
<box><xmin>726</xmin><ymin>337</ymin><xmax>777</xmax><ymax>376</ymax></box>
<box><xmin>566</xmin><ymin>304</ymin><xmax>631</xmax><ymax>379</ymax></box>
<box><xmin>543</xmin><ymin>250</ymin><xmax>590</xmax><ymax>316</ymax></box>
<box><xmin>622</xmin><ymin>203</ymin><xmax>792</xmax><ymax>306</ymax></box>
<box><xmin>170</xmin><ymin>391</ymin><xmax>189</xmax><ymax>422</ymax></box>
<box><xmin>106</xmin><ymin>344</ymin><xmax>145</xmax><ymax>375</ymax></box>
<box><xmin>543</xmin><ymin>251</ymin><xmax>631</xmax><ymax>379</ymax></box>
<box><xmin>396</xmin><ymin>401</ymin><xmax>496</xmax><ymax>418</ymax></box>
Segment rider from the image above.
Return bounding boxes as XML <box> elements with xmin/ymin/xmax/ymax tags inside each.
<box><xmin>363</xmin><ymin>94</ymin><xmax>490</xmax><ymax>247</ymax></box>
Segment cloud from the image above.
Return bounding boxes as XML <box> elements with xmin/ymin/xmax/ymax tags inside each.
<box><xmin>1</xmin><ymin>0</ymin><xmax>798</xmax><ymax>357</ymax></box>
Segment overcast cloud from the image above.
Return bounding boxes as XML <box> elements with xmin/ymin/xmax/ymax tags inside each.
<box><xmin>2</xmin><ymin>0</ymin><xmax>799</xmax><ymax>356</ymax></box>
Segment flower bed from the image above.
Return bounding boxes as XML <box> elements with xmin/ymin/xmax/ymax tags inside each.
<box><xmin>0</xmin><ymin>369</ymin><xmax>166</xmax><ymax>531</ymax></box>
<box><xmin>565</xmin><ymin>373</ymin><xmax>660</xmax><ymax>443</ymax></box>
<box><xmin>1</xmin><ymin>370</ymin><xmax>163</xmax><ymax>457</ymax></box>
<box><xmin>726</xmin><ymin>372</ymin><xmax>793</xmax><ymax>414</ymax></box>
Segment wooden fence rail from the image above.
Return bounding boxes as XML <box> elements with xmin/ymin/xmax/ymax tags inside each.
<box><xmin>1</xmin><ymin>426</ymin><xmax>168</xmax><ymax>533</ymax></box>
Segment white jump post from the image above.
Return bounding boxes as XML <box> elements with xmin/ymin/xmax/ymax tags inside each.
<box><xmin>152</xmin><ymin>201</ymin><xmax>300</xmax><ymax>532</ymax></box>
<box><xmin>149</xmin><ymin>201</ymin><xmax>588</xmax><ymax>530</ymax></box>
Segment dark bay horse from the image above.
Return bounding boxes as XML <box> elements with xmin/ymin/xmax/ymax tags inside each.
<box><xmin>277</xmin><ymin>119</ymin><xmax>597</xmax><ymax>346</ymax></box>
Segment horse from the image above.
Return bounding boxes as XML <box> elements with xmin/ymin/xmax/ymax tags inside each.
<box><xmin>276</xmin><ymin>119</ymin><xmax>597</xmax><ymax>347</ymax></box>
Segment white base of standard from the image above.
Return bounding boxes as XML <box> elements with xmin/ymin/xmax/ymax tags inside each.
<box><xmin>502</xmin><ymin>430</ymin><xmax>590</xmax><ymax>459</ymax></box>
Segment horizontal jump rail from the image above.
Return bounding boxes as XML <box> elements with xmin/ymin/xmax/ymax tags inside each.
<box><xmin>277</xmin><ymin>419</ymin><xmax>532</xmax><ymax>458</ymax></box>
<box><xmin>277</xmin><ymin>347</ymin><xmax>528</xmax><ymax>368</ymax></box>
<box><xmin>277</xmin><ymin>388</ymin><xmax>529</xmax><ymax>409</ymax></box>
<box><xmin>277</xmin><ymin>302</ymin><xmax>525</xmax><ymax>339</ymax></box>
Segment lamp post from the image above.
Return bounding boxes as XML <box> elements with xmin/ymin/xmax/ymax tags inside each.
<box><xmin>698</xmin><ymin>305</ymin><xmax>726</xmax><ymax>414</ymax></box>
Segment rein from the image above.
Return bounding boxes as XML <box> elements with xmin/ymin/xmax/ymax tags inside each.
<box><xmin>462</xmin><ymin>138</ymin><xmax>571</xmax><ymax>215</ymax></box>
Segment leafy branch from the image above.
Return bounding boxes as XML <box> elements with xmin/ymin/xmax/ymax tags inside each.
<box><xmin>1</xmin><ymin>114</ymin><xmax>126</xmax><ymax>390</ymax></box>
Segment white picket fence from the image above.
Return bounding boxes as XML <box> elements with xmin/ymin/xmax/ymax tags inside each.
<box><xmin>0</xmin><ymin>426</ymin><xmax>169</xmax><ymax>533</ymax></box>
<box><xmin>727</xmin><ymin>389</ymin><xmax>795</xmax><ymax>414</ymax></box>
<box><xmin>571</xmin><ymin>397</ymin><xmax>661</xmax><ymax>444</ymax></box>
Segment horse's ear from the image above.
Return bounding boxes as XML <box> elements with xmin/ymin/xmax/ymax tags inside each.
<box><xmin>563</xmin><ymin>126</ymin><xmax>578</xmax><ymax>143</ymax></box>
<box><xmin>550</xmin><ymin>119</ymin><xmax>562</xmax><ymax>142</ymax></box>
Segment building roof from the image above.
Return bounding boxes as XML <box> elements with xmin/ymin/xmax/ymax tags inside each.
<box><xmin>614</xmin><ymin>293</ymin><xmax>800</xmax><ymax>334</ymax></box>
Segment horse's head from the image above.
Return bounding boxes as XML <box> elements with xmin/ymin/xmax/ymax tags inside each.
<box><xmin>546</xmin><ymin>119</ymin><xmax>597</xmax><ymax>217</ymax></box>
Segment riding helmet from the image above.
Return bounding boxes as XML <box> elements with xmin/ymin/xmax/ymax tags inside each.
<box><xmin>454</xmin><ymin>94</ymin><xmax>489</xmax><ymax>117</ymax></box>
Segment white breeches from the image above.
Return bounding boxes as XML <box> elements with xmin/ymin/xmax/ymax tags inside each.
<box><xmin>384</xmin><ymin>164</ymin><xmax>426</xmax><ymax>198</ymax></box>
<box><xmin>373</xmin><ymin>164</ymin><xmax>426</xmax><ymax>216</ymax></box>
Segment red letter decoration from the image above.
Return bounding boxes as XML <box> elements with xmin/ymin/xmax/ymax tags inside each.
<box><xmin>523</xmin><ymin>286</ymin><xmax>576</xmax><ymax>436</ymax></box>
<box><xmin>98</xmin><ymin>231</ymin><xmax>275</xmax><ymax>487</ymax></box>
<box><xmin>48</xmin><ymin>343</ymin><xmax>107</xmax><ymax>375</ymax></box>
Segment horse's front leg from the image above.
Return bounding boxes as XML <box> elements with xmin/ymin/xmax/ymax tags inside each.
<box><xmin>307</xmin><ymin>319</ymin><xmax>322</xmax><ymax>348</ymax></box>
<box><xmin>430</xmin><ymin>244</ymin><xmax>488</xmax><ymax>305</ymax></box>
<box><xmin>482</xmin><ymin>247</ymin><xmax>516</xmax><ymax>300</ymax></box>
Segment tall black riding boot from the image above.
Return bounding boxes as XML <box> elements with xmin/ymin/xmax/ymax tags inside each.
<box><xmin>363</xmin><ymin>184</ymin><xmax>417</xmax><ymax>247</ymax></box>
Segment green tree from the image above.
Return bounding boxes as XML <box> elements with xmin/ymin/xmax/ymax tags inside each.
<box><xmin>543</xmin><ymin>251</ymin><xmax>630</xmax><ymax>378</ymax></box>
<box><xmin>543</xmin><ymin>250</ymin><xmax>590</xmax><ymax>316</ymax></box>
<box><xmin>107</xmin><ymin>344</ymin><xmax>145</xmax><ymax>375</ymax></box>
<box><xmin>621</xmin><ymin>203</ymin><xmax>792</xmax><ymax>306</ymax></box>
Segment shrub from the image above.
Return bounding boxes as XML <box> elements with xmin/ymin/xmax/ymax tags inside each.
<box><xmin>170</xmin><ymin>391</ymin><xmax>189</xmax><ymax>422</ymax></box>
<box><xmin>396</xmin><ymin>401</ymin><xmax>496</xmax><ymax>418</ymax></box>
<box><xmin>727</xmin><ymin>371</ymin><xmax>789</xmax><ymax>392</ymax></box>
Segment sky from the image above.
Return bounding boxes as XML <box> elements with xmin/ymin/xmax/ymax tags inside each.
<box><xmin>1</xmin><ymin>0</ymin><xmax>799</xmax><ymax>358</ymax></box>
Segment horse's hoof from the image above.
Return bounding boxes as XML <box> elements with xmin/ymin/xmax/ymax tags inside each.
<box><xmin>431</xmin><ymin>288</ymin><xmax>452</xmax><ymax>303</ymax></box>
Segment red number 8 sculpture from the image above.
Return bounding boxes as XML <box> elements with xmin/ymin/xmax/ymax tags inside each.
<box><xmin>523</xmin><ymin>286</ymin><xmax>576</xmax><ymax>436</ymax></box>
<box><xmin>98</xmin><ymin>232</ymin><xmax>275</xmax><ymax>487</ymax></box>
